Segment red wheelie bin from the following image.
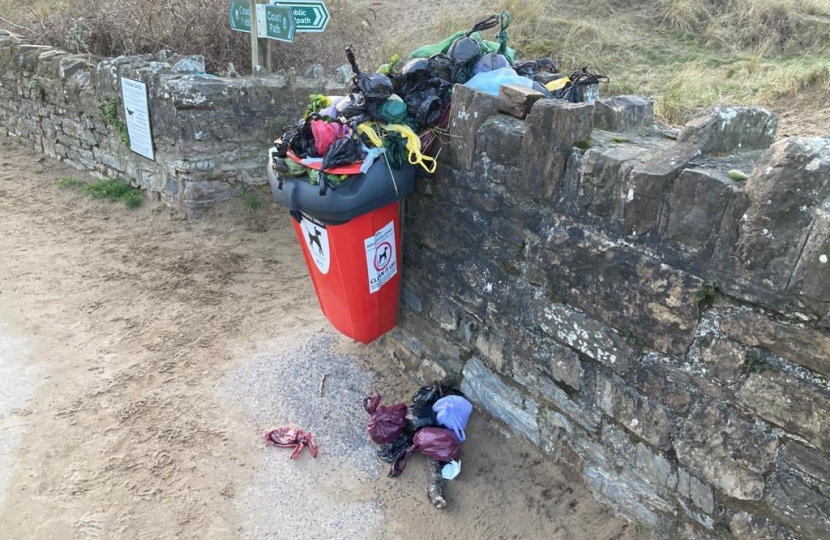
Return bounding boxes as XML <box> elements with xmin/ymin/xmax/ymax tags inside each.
<box><xmin>269</xmin><ymin>156</ymin><xmax>416</xmax><ymax>344</ymax></box>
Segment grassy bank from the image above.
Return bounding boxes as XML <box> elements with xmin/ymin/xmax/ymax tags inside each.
<box><xmin>383</xmin><ymin>0</ymin><xmax>830</xmax><ymax>124</ymax></box>
<box><xmin>3</xmin><ymin>0</ymin><xmax>829</xmax><ymax>125</ymax></box>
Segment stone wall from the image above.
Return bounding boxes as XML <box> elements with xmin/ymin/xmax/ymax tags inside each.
<box><xmin>383</xmin><ymin>85</ymin><xmax>830</xmax><ymax>539</ymax></box>
<box><xmin>0</xmin><ymin>29</ymin><xmax>345</xmax><ymax>215</ymax></box>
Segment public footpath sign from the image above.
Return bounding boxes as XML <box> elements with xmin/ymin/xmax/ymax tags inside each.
<box><xmin>256</xmin><ymin>4</ymin><xmax>297</xmax><ymax>42</ymax></box>
<box><xmin>229</xmin><ymin>0</ymin><xmax>252</xmax><ymax>32</ymax></box>
<box><xmin>271</xmin><ymin>0</ymin><xmax>330</xmax><ymax>33</ymax></box>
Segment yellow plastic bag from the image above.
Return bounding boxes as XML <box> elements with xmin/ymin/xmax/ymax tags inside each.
<box><xmin>545</xmin><ymin>76</ymin><xmax>570</xmax><ymax>91</ymax></box>
<box><xmin>357</xmin><ymin>122</ymin><xmax>437</xmax><ymax>174</ymax></box>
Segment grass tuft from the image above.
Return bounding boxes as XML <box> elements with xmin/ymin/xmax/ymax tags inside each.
<box><xmin>58</xmin><ymin>177</ymin><xmax>143</xmax><ymax>209</ymax></box>
<box><xmin>57</xmin><ymin>177</ymin><xmax>87</xmax><ymax>189</ymax></box>
<box><xmin>243</xmin><ymin>192</ymin><xmax>262</xmax><ymax>211</ymax></box>
<box><xmin>98</xmin><ymin>99</ymin><xmax>130</xmax><ymax>147</ymax></box>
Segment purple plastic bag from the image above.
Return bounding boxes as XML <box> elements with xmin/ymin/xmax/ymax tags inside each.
<box><xmin>388</xmin><ymin>427</ymin><xmax>461</xmax><ymax>478</ymax></box>
<box><xmin>433</xmin><ymin>395</ymin><xmax>473</xmax><ymax>442</ymax></box>
<box><xmin>363</xmin><ymin>394</ymin><xmax>407</xmax><ymax>445</ymax></box>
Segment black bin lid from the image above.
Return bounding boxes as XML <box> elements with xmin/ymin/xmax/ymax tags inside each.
<box><xmin>270</xmin><ymin>159</ymin><xmax>416</xmax><ymax>225</ymax></box>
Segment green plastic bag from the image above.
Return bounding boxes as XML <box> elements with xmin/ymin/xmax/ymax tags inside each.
<box><xmin>285</xmin><ymin>159</ymin><xmax>309</xmax><ymax>178</ymax></box>
<box><xmin>304</xmin><ymin>94</ymin><xmax>331</xmax><ymax>120</ymax></box>
<box><xmin>378</xmin><ymin>98</ymin><xmax>408</xmax><ymax>125</ymax></box>
<box><xmin>409</xmin><ymin>31</ymin><xmax>516</xmax><ymax>63</ymax></box>
<box><xmin>409</xmin><ymin>30</ymin><xmax>466</xmax><ymax>58</ymax></box>
<box><xmin>383</xmin><ymin>132</ymin><xmax>408</xmax><ymax>169</ymax></box>
<box><xmin>377</xmin><ymin>54</ymin><xmax>400</xmax><ymax>75</ymax></box>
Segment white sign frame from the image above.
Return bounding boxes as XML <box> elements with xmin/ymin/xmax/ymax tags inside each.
<box><xmin>120</xmin><ymin>77</ymin><xmax>155</xmax><ymax>161</ymax></box>
<box><xmin>364</xmin><ymin>220</ymin><xmax>397</xmax><ymax>294</ymax></box>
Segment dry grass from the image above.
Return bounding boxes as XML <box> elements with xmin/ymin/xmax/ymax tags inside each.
<box><xmin>0</xmin><ymin>0</ymin><xmax>381</xmax><ymax>73</ymax></box>
<box><xmin>378</xmin><ymin>0</ymin><xmax>830</xmax><ymax>124</ymax></box>
<box><xmin>2</xmin><ymin>0</ymin><xmax>829</xmax><ymax>123</ymax></box>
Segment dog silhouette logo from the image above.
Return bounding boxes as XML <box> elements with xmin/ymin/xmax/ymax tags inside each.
<box><xmin>127</xmin><ymin>108</ymin><xmax>134</xmax><ymax>118</ymax></box>
<box><xmin>307</xmin><ymin>227</ymin><xmax>323</xmax><ymax>255</ymax></box>
<box><xmin>374</xmin><ymin>242</ymin><xmax>392</xmax><ymax>271</ymax></box>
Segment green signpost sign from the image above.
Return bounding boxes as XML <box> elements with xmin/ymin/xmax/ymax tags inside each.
<box><xmin>271</xmin><ymin>0</ymin><xmax>330</xmax><ymax>33</ymax></box>
<box><xmin>229</xmin><ymin>0</ymin><xmax>252</xmax><ymax>33</ymax></box>
<box><xmin>257</xmin><ymin>4</ymin><xmax>297</xmax><ymax>42</ymax></box>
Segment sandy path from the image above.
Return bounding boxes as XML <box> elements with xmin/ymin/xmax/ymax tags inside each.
<box><xmin>0</xmin><ymin>135</ymin><xmax>634</xmax><ymax>540</ymax></box>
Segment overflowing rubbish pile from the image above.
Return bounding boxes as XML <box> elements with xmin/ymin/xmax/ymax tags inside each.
<box><xmin>364</xmin><ymin>383</ymin><xmax>473</xmax><ymax>508</ymax></box>
<box><xmin>270</xmin><ymin>12</ymin><xmax>607</xmax><ymax>189</ymax></box>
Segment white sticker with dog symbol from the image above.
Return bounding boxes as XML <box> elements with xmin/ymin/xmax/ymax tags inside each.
<box><xmin>364</xmin><ymin>220</ymin><xmax>397</xmax><ymax>294</ymax></box>
<box><xmin>300</xmin><ymin>216</ymin><xmax>330</xmax><ymax>274</ymax></box>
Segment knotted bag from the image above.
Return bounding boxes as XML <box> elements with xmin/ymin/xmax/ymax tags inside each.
<box><xmin>388</xmin><ymin>427</ymin><xmax>462</xmax><ymax>478</ymax></box>
<box><xmin>363</xmin><ymin>394</ymin><xmax>407</xmax><ymax>445</ymax></box>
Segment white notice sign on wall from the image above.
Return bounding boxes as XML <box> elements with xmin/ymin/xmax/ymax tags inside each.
<box><xmin>120</xmin><ymin>77</ymin><xmax>155</xmax><ymax>161</ymax></box>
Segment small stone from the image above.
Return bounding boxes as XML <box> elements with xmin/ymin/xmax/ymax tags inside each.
<box><xmin>738</xmin><ymin>370</ymin><xmax>830</xmax><ymax>451</ymax></box>
<box><xmin>476</xmin><ymin>114</ymin><xmax>525</xmax><ymax>169</ymax></box>
<box><xmin>625</xmin><ymin>142</ymin><xmax>700</xmax><ymax>236</ymax></box>
<box><xmin>334</xmin><ymin>64</ymin><xmax>352</xmax><ymax>84</ymax></box>
<box><xmin>635</xmin><ymin>442</ymin><xmax>675</xmax><ymax>489</ymax></box>
<box><xmin>679</xmin><ymin>105</ymin><xmax>778</xmax><ymax>155</ymax></box>
<box><xmin>780</xmin><ymin>442</ymin><xmax>830</xmax><ymax>485</ymax></box>
<box><xmin>788</xmin><ymin>205</ymin><xmax>830</xmax><ymax>308</ymax></box>
<box><xmin>461</xmin><ymin>357</ymin><xmax>540</xmax><ymax>444</ymax></box>
<box><xmin>597</xmin><ymin>373</ymin><xmax>675</xmax><ymax>449</ymax></box>
<box><xmin>303</xmin><ymin>63</ymin><xmax>324</xmax><ymax>79</ymax></box>
<box><xmin>448</xmin><ymin>84</ymin><xmax>500</xmax><ymax>171</ymax></box>
<box><xmin>697</xmin><ymin>337</ymin><xmax>745</xmax><ymax>383</ymax></box>
<box><xmin>734</xmin><ymin>137</ymin><xmax>830</xmax><ymax>290</ymax></box>
<box><xmin>634</xmin><ymin>364</ymin><xmax>693</xmax><ymax>414</ymax></box>
<box><xmin>720</xmin><ymin>309</ymin><xmax>830</xmax><ymax>377</ymax></box>
<box><xmin>498</xmin><ymin>84</ymin><xmax>545</xmax><ymax>119</ymax></box>
<box><xmin>531</xmin><ymin>301</ymin><xmax>634</xmax><ymax>374</ymax></box>
<box><xmin>520</xmin><ymin>99</ymin><xmax>593</xmax><ymax>202</ymax></box>
<box><xmin>766</xmin><ymin>459</ymin><xmax>830</xmax><ymax>539</ymax></box>
<box><xmin>579</xmin><ymin>144</ymin><xmax>645</xmax><ymax>218</ymax></box>
<box><xmin>593</xmin><ymin>95</ymin><xmax>654</xmax><ymax>132</ymax></box>
<box><xmin>664</xmin><ymin>167</ymin><xmax>741</xmax><ymax>252</ymax></box>
<box><xmin>171</xmin><ymin>55</ymin><xmax>205</xmax><ymax>73</ymax></box>
<box><xmin>689</xmin><ymin>475</ymin><xmax>715</xmax><ymax>515</ymax></box>
<box><xmin>183</xmin><ymin>181</ymin><xmax>243</xmax><ymax>206</ymax></box>
<box><xmin>729</xmin><ymin>511</ymin><xmax>798</xmax><ymax>540</ymax></box>
<box><xmin>676</xmin><ymin>403</ymin><xmax>777</xmax><ymax>500</ymax></box>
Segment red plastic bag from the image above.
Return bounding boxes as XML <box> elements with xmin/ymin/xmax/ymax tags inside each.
<box><xmin>264</xmin><ymin>427</ymin><xmax>318</xmax><ymax>459</ymax></box>
<box><xmin>388</xmin><ymin>427</ymin><xmax>461</xmax><ymax>478</ymax></box>
<box><xmin>363</xmin><ymin>394</ymin><xmax>407</xmax><ymax>445</ymax></box>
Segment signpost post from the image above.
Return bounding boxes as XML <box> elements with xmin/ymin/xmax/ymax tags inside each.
<box><xmin>249</xmin><ymin>0</ymin><xmax>270</xmax><ymax>74</ymax></box>
<box><xmin>270</xmin><ymin>0</ymin><xmax>330</xmax><ymax>33</ymax></box>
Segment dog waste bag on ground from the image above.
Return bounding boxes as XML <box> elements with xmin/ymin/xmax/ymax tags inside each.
<box><xmin>263</xmin><ymin>427</ymin><xmax>318</xmax><ymax>459</ymax></box>
<box><xmin>268</xmin><ymin>13</ymin><xmax>606</xmax><ymax>344</ymax></box>
<box><xmin>361</xmin><ymin>382</ymin><xmax>471</xmax><ymax>508</ymax></box>
<box><xmin>363</xmin><ymin>393</ymin><xmax>407</xmax><ymax>444</ymax></box>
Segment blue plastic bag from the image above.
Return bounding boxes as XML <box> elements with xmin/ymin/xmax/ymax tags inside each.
<box><xmin>433</xmin><ymin>395</ymin><xmax>473</xmax><ymax>442</ymax></box>
<box><xmin>463</xmin><ymin>67</ymin><xmax>534</xmax><ymax>97</ymax></box>
<box><xmin>471</xmin><ymin>53</ymin><xmax>510</xmax><ymax>76</ymax></box>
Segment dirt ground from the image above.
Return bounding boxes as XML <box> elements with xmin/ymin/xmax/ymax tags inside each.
<box><xmin>0</xmin><ymin>135</ymin><xmax>634</xmax><ymax>540</ymax></box>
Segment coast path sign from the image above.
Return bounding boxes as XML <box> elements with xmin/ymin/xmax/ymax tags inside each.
<box><xmin>229</xmin><ymin>1</ymin><xmax>253</xmax><ymax>33</ymax></box>
<box><xmin>256</xmin><ymin>4</ymin><xmax>296</xmax><ymax>42</ymax></box>
<box><xmin>229</xmin><ymin>0</ymin><xmax>329</xmax><ymax>73</ymax></box>
<box><xmin>270</xmin><ymin>1</ymin><xmax>330</xmax><ymax>33</ymax></box>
